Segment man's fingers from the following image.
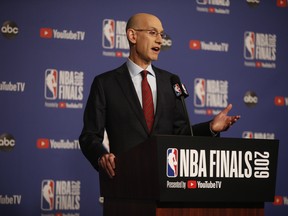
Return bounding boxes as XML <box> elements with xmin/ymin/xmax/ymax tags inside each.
<box><xmin>222</xmin><ymin>104</ymin><xmax>232</xmax><ymax>115</ymax></box>
<box><xmin>99</xmin><ymin>153</ymin><xmax>116</xmax><ymax>178</ymax></box>
<box><xmin>233</xmin><ymin>115</ymin><xmax>241</xmax><ymax>121</ymax></box>
<box><xmin>106</xmin><ymin>162</ymin><xmax>115</xmax><ymax>178</ymax></box>
<box><xmin>228</xmin><ymin>115</ymin><xmax>240</xmax><ymax>127</ymax></box>
<box><xmin>231</xmin><ymin>115</ymin><xmax>241</xmax><ymax>123</ymax></box>
<box><xmin>106</xmin><ymin>154</ymin><xmax>116</xmax><ymax>177</ymax></box>
<box><xmin>108</xmin><ymin>154</ymin><xmax>116</xmax><ymax>169</ymax></box>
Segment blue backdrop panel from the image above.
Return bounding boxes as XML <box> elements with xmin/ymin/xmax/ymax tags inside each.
<box><xmin>0</xmin><ymin>0</ymin><xmax>287</xmax><ymax>215</ymax></box>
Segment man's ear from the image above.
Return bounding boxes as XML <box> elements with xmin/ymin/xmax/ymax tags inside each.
<box><xmin>127</xmin><ymin>29</ymin><xmax>136</xmax><ymax>44</ymax></box>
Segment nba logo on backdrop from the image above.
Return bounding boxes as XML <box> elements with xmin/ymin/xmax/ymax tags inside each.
<box><xmin>242</xmin><ymin>131</ymin><xmax>253</xmax><ymax>139</ymax></box>
<box><xmin>44</xmin><ymin>69</ymin><xmax>84</xmax><ymax>109</ymax></box>
<box><xmin>45</xmin><ymin>69</ymin><xmax>58</xmax><ymax>99</ymax></box>
<box><xmin>167</xmin><ymin>148</ymin><xmax>178</xmax><ymax>177</ymax></box>
<box><xmin>194</xmin><ymin>78</ymin><xmax>228</xmax><ymax>115</ymax></box>
<box><xmin>243</xmin><ymin>31</ymin><xmax>277</xmax><ymax>69</ymax></box>
<box><xmin>244</xmin><ymin>31</ymin><xmax>276</xmax><ymax>61</ymax></box>
<box><xmin>41</xmin><ymin>180</ymin><xmax>55</xmax><ymax>210</ymax></box>
<box><xmin>40</xmin><ymin>179</ymin><xmax>81</xmax><ymax>212</ymax></box>
<box><xmin>102</xmin><ymin>19</ymin><xmax>129</xmax><ymax>57</ymax></box>
<box><xmin>194</xmin><ymin>78</ymin><xmax>206</xmax><ymax>107</ymax></box>
<box><xmin>102</xmin><ymin>19</ymin><xmax>115</xmax><ymax>49</ymax></box>
<box><xmin>244</xmin><ymin>31</ymin><xmax>255</xmax><ymax>60</ymax></box>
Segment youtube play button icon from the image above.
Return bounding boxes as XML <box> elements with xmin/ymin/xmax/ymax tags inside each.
<box><xmin>187</xmin><ymin>180</ymin><xmax>197</xmax><ymax>189</ymax></box>
<box><xmin>40</xmin><ymin>28</ymin><xmax>53</xmax><ymax>39</ymax></box>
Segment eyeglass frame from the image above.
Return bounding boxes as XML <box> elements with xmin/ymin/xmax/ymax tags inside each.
<box><xmin>132</xmin><ymin>28</ymin><xmax>168</xmax><ymax>39</ymax></box>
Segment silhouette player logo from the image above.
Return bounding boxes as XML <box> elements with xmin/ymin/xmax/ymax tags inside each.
<box><xmin>167</xmin><ymin>148</ymin><xmax>178</xmax><ymax>177</ymax></box>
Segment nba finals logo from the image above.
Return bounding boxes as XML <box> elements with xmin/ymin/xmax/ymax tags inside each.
<box><xmin>102</xmin><ymin>19</ymin><xmax>115</xmax><ymax>49</ymax></box>
<box><xmin>41</xmin><ymin>180</ymin><xmax>55</xmax><ymax>210</ymax></box>
<box><xmin>41</xmin><ymin>179</ymin><xmax>81</xmax><ymax>212</ymax></box>
<box><xmin>167</xmin><ymin>148</ymin><xmax>178</xmax><ymax>177</ymax></box>
<box><xmin>244</xmin><ymin>31</ymin><xmax>276</xmax><ymax>61</ymax></box>
<box><xmin>44</xmin><ymin>68</ymin><xmax>84</xmax><ymax>109</ymax></box>
<box><xmin>244</xmin><ymin>31</ymin><xmax>277</xmax><ymax>68</ymax></box>
<box><xmin>194</xmin><ymin>78</ymin><xmax>229</xmax><ymax>115</ymax></box>
<box><xmin>45</xmin><ymin>69</ymin><xmax>58</xmax><ymax>99</ymax></box>
<box><xmin>194</xmin><ymin>78</ymin><xmax>206</xmax><ymax>107</ymax></box>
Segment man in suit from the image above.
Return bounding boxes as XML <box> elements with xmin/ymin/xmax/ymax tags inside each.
<box><xmin>79</xmin><ymin>13</ymin><xmax>240</xmax><ymax>178</ymax></box>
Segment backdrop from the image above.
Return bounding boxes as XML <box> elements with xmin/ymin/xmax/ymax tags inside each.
<box><xmin>1</xmin><ymin>0</ymin><xmax>287</xmax><ymax>215</ymax></box>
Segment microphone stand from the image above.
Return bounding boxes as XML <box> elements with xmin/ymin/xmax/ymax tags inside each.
<box><xmin>180</xmin><ymin>95</ymin><xmax>193</xmax><ymax>136</ymax></box>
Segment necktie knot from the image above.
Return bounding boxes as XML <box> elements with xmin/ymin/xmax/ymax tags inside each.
<box><xmin>141</xmin><ymin>70</ymin><xmax>148</xmax><ymax>79</ymax></box>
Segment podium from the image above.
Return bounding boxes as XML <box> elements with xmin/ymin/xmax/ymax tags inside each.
<box><xmin>100</xmin><ymin>135</ymin><xmax>279</xmax><ymax>216</ymax></box>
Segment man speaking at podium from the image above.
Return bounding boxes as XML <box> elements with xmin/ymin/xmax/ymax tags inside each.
<box><xmin>79</xmin><ymin>13</ymin><xmax>240</xmax><ymax>178</ymax></box>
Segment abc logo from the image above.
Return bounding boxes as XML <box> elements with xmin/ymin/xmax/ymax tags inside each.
<box><xmin>244</xmin><ymin>91</ymin><xmax>258</xmax><ymax>107</ymax></box>
<box><xmin>0</xmin><ymin>133</ymin><xmax>16</xmax><ymax>151</ymax></box>
<box><xmin>161</xmin><ymin>34</ymin><xmax>172</xmax><ymax>51</ymax></box>
<box><xmin>1</xmin><ymin>21</ymin><xmax>19</xmax><ymax>39</ymax></box>
<box><xmin>247</xmin><ymin>0</ymin><xmax>260</xmax><ymax>7</ymax></box>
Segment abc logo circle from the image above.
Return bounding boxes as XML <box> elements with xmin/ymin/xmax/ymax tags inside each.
<box><xmin>0</xmin><ymin>133</ymin><xmax>16</xmax><ymax>151</ymax></box>
<box><xmin>161</xmin><ymin>34</ymin><xmax>172</xmax><ymax>51</ymax></box>
<box><xmin>1</xmin><ymin>21</ymin><xmax>19</xmax><ymax>38</ymax></box>
<box><xmin>247</xmin><ymin>0</ymin><xmax>260</xmax><ymax>7</ymax></box>
<box><xmin>244</xmin><ymin>91</ymin><xmax>258</xmax><ymax>107</ymax></box>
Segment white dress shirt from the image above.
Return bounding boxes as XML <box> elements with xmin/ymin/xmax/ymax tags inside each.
<box><xmin>126</xmin><ymin>59</ymin><xmax>157</xmax><ymax>111</ymax></box>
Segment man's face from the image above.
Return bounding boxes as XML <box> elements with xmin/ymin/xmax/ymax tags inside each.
<box><xmin>129</xmin><ymin>15</ymin><xmax>164</xmax><ymax>67</ymax></box>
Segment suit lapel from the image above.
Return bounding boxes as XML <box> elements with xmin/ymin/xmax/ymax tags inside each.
<box><xmin>115</xmin><ymin>64</ymin><xmax>149</xmax><ymax>132</ymax></box>
<box><xmin>153</xmin><ymin>67</ymin><xmax>165</xmax><ymax>131</ymax></box>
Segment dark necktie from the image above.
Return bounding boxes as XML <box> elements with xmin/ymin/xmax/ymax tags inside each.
<box><xmin>141</xmin><ymin>70</ymin><xmax>154</xmax><ymax>132</ymax></box>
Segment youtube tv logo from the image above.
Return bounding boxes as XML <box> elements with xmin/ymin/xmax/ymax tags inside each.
<box><xmin>189</xmin><ymin>40</ymin><xmax>201</xmax><ymax>50</ymax></box>
<box><xmin>190</xmin><ymin>39</ymin><xmax>229</xmax><ymax>52</ymax></box>
<box><xmin>40</xmin><ymin>28</ymin><xmax>53</xmax><ymax>39</ymax></box>
<box><xmin>187</xmin><ymin>180</ymin><xmax>197</xmax><ymax>189</ymax></box>
<box><xmin>37</xmin><ymin>138</ymin><xmax>50</xmax><ymax>149</ymax></box>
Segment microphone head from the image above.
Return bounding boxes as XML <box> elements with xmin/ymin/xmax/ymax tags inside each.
<box><xmin>171</xmin><ymin>75</ymin><xmax>189</xmax><ymax>98</ymax></box>
<box><xmin>170</xmin><ymin>75</ymin><xmax>183</xmax><ymax>98</ymax></box>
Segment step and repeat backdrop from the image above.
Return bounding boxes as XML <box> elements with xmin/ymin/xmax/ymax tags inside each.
<box><xmin>1</xmin><ymin>0</ymin><xmax>287</xmax><ymax>215</ymax></box>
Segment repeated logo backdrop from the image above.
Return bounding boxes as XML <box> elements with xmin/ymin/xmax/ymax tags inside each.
<box><xmin>0</xmin><ymin>0</ymin><xmax>287</xmax><ymax>215</ymax></box>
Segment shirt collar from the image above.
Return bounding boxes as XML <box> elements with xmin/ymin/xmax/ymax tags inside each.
<box><xmin>126</xmin><ymin>58</ymin><xmax>155</xmax><ymax>78</ymax></box>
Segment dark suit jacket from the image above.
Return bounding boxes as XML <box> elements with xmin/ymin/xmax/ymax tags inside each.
<box><xmin>79</xmin><ymin>63</ymin><xmax>213</xmax><ymax>170</ymax></box>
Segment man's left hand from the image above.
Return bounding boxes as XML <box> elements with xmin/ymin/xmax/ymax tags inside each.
<box><xmin>210</xmin><ymin>104</ymin><xmax>240</xmax><ymax>133</ymax></box>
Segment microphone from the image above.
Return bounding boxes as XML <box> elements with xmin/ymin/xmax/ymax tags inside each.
<box><xmin>170</xmin><ymin>75</ymin><xmax>193</xmax><ymax>136</ymax></box>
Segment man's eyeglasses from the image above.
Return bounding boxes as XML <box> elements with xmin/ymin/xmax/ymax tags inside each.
<box><xmin>133</xmin><ymin>29</ymin><xmax>167</xmax><ymax>39</ymax></box>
